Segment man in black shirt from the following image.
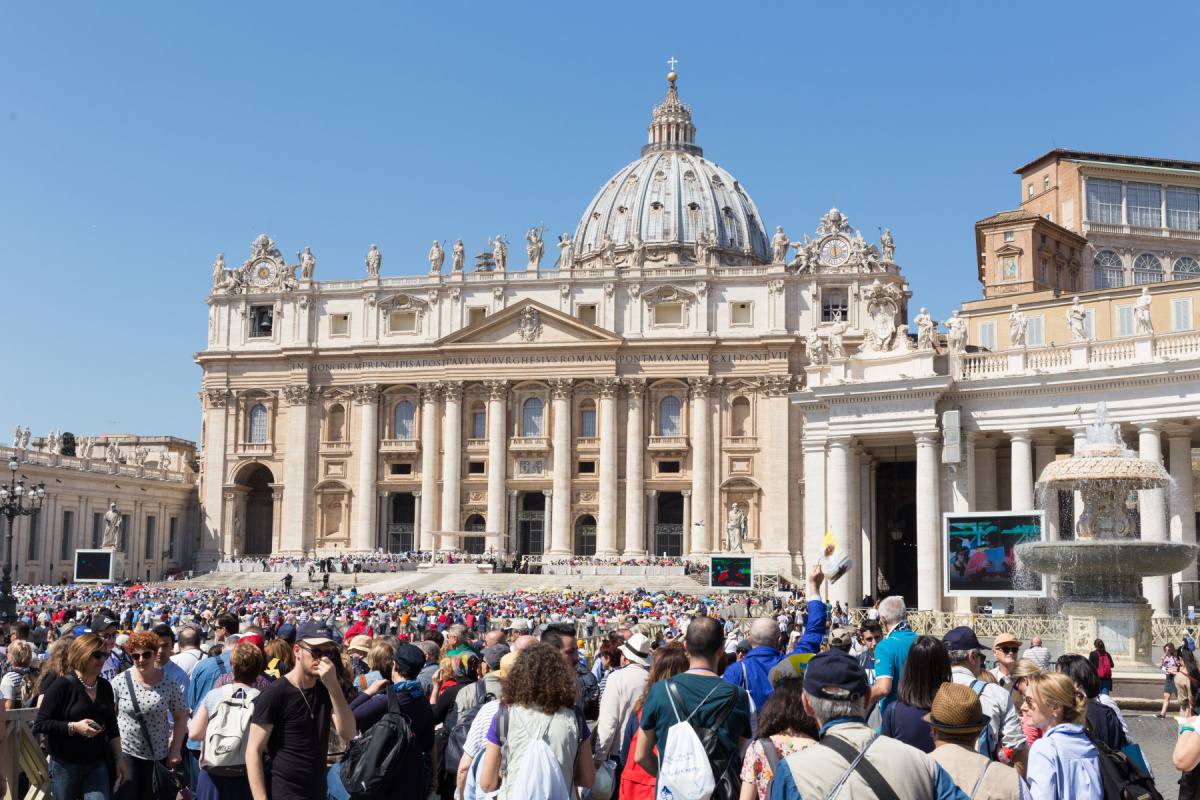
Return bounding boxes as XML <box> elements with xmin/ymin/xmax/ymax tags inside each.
<box><xmin>246</xmin><ymin>621</ymin><xmax>356</xmax><ymax>800</ymax></box>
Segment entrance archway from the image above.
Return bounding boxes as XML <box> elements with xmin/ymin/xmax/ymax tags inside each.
<box><xmin>655</xmin><ymin>492</ymin><xmax>684</xmax><ymax>557</ymax></box>
<box><xmin>574</xmin><ymin>514</ymin><xmax>597</xmax><ymax>556</ymax></box>
<box><xmin>463</xmin><ymin>514</ymin><xmax>486</xmax><ymax>554</ymax></box>
<box><xmin>517</xmin><ymin>492</ymin><xmax>545</xmax><ymax>557</ymax></box>
<box><xmin>240</xmin><ymin>464</ymin><xmax>275</xmax><ymax>555</ymax></box>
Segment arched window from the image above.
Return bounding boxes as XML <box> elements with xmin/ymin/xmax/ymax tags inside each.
<box><xmin>1133</xmin><ymin>253</ymin><xmax>1164</xmax><ymax>285</ymax></box>
<box><xmin>659</xmin><ymin>395</ymin><xmax>682</xmax><ymax>436</ymax></box>
<box><xmin>730</xmin><ymin>397</ymin><xmax>751</xmax><ymax>437</ymax></box>
<box><xmin>394</xmin><ymin>400</ymin><xmax>415</xmax><ymax>439</ymax></box>
<box><xmin>1093</xmin><ymin>250</ymin><xmax>1124</xmax><ymax>289</ymax></box>
<box><xmin>522</xmin><ymin>397</ymin><xmax>544</xmax><ymax>436</ymax></box>
<box><xmin>1174</xmin><ymin>256</ymin><xmax>1200</xmax><ymax>279</ymax></box>
<box><xmin>580</xmin><ymin>399</ymin><xmax>596</xmax><ymax>438</ymax></box>
<box><xmin>574</xmin><ymin>514</ymin><xmax>597</xmax><ymax>556</ymax></box>
<box><xmin>327</xmin><ymin>404</ymin><xmax>345</xmax><ymax>442</ymax></box>
<box><xmin>249</xmin><ymin>404</ymin><xmax>268</xmax><ymax>443</ymax></box>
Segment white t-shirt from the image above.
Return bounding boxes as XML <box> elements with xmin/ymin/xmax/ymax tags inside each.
<box><xmin>170</xmin><ymin>648</ymin><xmax>205</xmax><ymax>677</ymax></box>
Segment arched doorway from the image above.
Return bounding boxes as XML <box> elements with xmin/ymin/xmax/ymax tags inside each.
<box><xmin>463</xmin><ymin>514</ymin><xmax>486</xmax><ymax>555</ymax></box>
<box><xmin>241</xmin><ymin>464</ymin><xmax>275</xmax><ymax>555</ymax></box>
<box><xmin>574</xmin><ymin>515</ymin><xmax>596</xmax><ymax>556</ymax></box>
<box><xmin>517</xmin><ymin>492</ymin><xmax>545</xmax><ymax>557</ymax></box>
<box><xmin>654</xmin><ymin>492</ymin><xmax>684</xmax><ymax>557</ymax></box>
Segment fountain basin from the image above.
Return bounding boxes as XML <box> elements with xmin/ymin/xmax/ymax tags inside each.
<box><xmin>1015</xmin><ymin>541</ymin><xmax>1198</xmax><ymax>579</ymax></box>
<box><xmin>1037</xmin><ymin>446</ymin><xmax>1170</xmax><ymax>491</ymax></box>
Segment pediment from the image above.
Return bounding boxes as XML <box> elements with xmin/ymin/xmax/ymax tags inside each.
<box><xmin>436</xmin><ymin>299</ymin><xmax>622</xmax><ymax>347</ymax></box>
<box><xmin>993</xmin><ymin>243</ymin><xmax>1023</xmax><ymax>257</ymax></box>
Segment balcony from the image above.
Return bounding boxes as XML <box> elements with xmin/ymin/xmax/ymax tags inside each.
<box><xmin>648</xmin><ymin>435</ymin><xmax>689</xmax><ymax>453</ymax></box>
<box><xmin>238</xmin><ymin>442</ymin><xmax>275</xmax><ymax>456</ymax></box>
<box><xmin>575</xmin><ymin>436</ymin><xmax>600</xmax><ymax>451</ymax></box>
<box><xmin>724</xmin><ymin>435</ymin><xmax>758</xmax><ymax>449</ymax></box>
<box><xmin>509</xmin><ymin>436</ymin><xmax>551</xmax><ymax>453</ymax></box>
<box><xmin>320</xmin><ymin>441</ymin><xmax>352</xmax><ymax>454</ymax></box>
<box><xmin>380</xmin><ymin>438</ymin><xmax>420</xmax><ymax>454</ymax></box>
<box><xmin>465</xmin><ymin>438</ymin><xmax>488</xmax><ymax>450</ymax></box>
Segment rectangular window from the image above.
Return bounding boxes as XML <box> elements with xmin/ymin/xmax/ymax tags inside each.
<box><xmin>330</xmin><ymin>314</ymin><xmax>350</xmax><ymax>336</ymax></box>
<box><xmin>1026</xmin><ymin>316</ymin><xmax>1045</xmax><ymax>348</ymax></box>
<box><xmin>1070</xmin><ymin>271</ymin><xmax>1077</xmax><ymax>292</ymax></box>
<box><xmin>121</xmin><ymin>515</ymin><xmax>130</xmax><ymax>553</ymax></box>
<box><xmin>577</xmin><ymin>304</ymin><xmax>597</xmax><ymax>325</ymax></box>
<box><xmin>168</xmin><ymin>517</ymin><xmax>178</xmax><ymax>560</ymax></box>
<box><xmin>467</xmin><ymin>307</ymin><xmax>487</xmax><ymax>326</ymax></box>
<box><xmin>1087</xmin><ymin>178</ymin><xmax>1123</xmax><ymax>224</ymax></box>
<box><xmin>467</xmin><ymin>461</ymin><xmax>485</xmax><ymax>475</ymax></box>
<box><xmin>61</xmin><ymin>510</ymin><xmax>74</xmax><ymax>561</ymax></box>
<box><xmin>28</xmin><ymin>513</ymin><xmax>40</xmax><ymax>562</ymax></box>
<box><xmin>1173</xmin><ymin>298</ymin><xmax>1193</xmax><ymax>332</ymax></box>
<box><xmin>1127</xmin><ymin>182</ymin><xmax>1162</xmax><ymax>228</ymax></box>
<box><xmin>821</xmin><ymin>289</ymin><xmax>848</xmax><ymax>322</ymax></box>
<box><xmin>1044</xmin><ymin>176</ymin><xmax>1050</xmax><ymax>192</ymax></box>
<box><xmin>472</xmin><ymin>411</ymin><xmax>487</xmax><ymax>440</ymax></box>
<box><xmin>145</xmin><ymin>516</ymin><xmax>156</xmax><ymax>560</ymax></box>
<box><xmin>249</xmin><ymin>305</ymin><xmax>274</xmax><ymax>338</ymax></box>
<box><xmin>1040</xmin><ymin>258</ymin><xmax>1048</xmax><ymax>283</ymax></box>
<box><xmin>1084</xmin><ymin>309</ymin><xmax>1095</xmax><ymax>340</ymax></box>
<box><xmin>578</xmin><ymin>460</ymin><xmax>596</xmax><ymax>475</ymax></box>
<box><xmin>389</xmin><ymin>311</ymin><xmax>416</xmax><ymax>333</ymax></box>
<box><xmin>389</xmin><ymin>462</ymin><xmax>413</xmax><ymax>475</ymax></box>
<box><xmin>657</xmin><ymin>460</ymin><xmax>681</xmax><ymax>474</ymax></box>
<box><xmin>1055</xmin><ymin>265</ymin><xmax>1061</xmax><ymax>289</ymax></box>
<box><xmin>978</xmin><ymin>322</ymin><xmax>997</xmax><ymax>352</ymax></box>
<box><xmin>731</xmin><ymin>302</ymin><xmax>752</xmax><ymax>325</ymax></box>
<box><xmin>1117</xmin><ymin>305</ymin><xmax>1135</xmax><ymax>337</ymax></box>
<box><xmin>93</xmin><ymin>512</ymin><xmax>103</xmax><ymax>549</ymax></box>
<box><xmin>1004</xmin><ymin>231</ymin><xmax>1015</xmax><ymax>242</ymax></box>
<box><xmin>1167</xmin><ymin>187</ymin><xmax>1200</xmax><ymax>231</ymax></box>
<box><xmin>580</xmin><ymin>408</ymin><xmax>596</xmax><ymax>437</ymax></box>
<box><xmin>654</xmin><ymin>303</ymin><xmax>683</xmax><ymax>326</ymax></box>
<box><xmin>1028</xmin><ymin>183</ymin><xmax>1034</xmax><ymax>199</ymax></box>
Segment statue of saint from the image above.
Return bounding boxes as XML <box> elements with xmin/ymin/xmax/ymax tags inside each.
<box><xmin>945</xmin><ymin>310</ymin><xmax>968</xmax><ymax>353</ymax></box>
<box><xmin>914</xmin><ymin>308</ymin><xmax>936</xmax><ymax>351</ymax></box>
<box><xmin>694</xmin><ymin>231</ymin><xmax>711</xmax><ymax>267</ymax></box>
<box><xmin>20</xmin><ymin>427</ymin><xmax>30</xmax><ymax>449</ymax></box>
<box><xmin>1008</xmin><ymin>304</ymin><xmax>1027</xmax><ymax>349</ymax></box>
<box><xmin>725</xmin><ymin>504</ymin><xmax>747</xmax><ymax>552</ymax></box>
<box><xmin>828</xmin><ymin>317</ymin><xmax>850</xmax><ymax>359</ymax></box>
<box><xmin>11</xmin><ymin>425</ymin><xmax>19</xmax><ymax>448</ymax></box>
<box><xmin>102</xmin><ymin>502</ymin><xmax>122</xmax><ymax>550</ymax></box>
<box><xmin>452</xmin><ymin>238</ymin><xmax>465</xmax><ymax>272</ymax></box>
<box><xmin>601</xmin><ymin>232</ymin><xmax>616</xmax><ymax>266</ymax></box>
<box><xmin>107</xmin><ymin>440</ymin><xmax>119</xmax><ymax>462</ymax></box>
<box><xmin>160</xmin><ymin>451</ymin><xmax>172</xmax><ymax>471</ymax></box>
<box><xmin>211</xmin><ymin>254</ymin><xmax>227</xmax><ymax>288</ymax></box>
<box><xmin>77</xmin><ymin>437</ymin><xmax>90</xmax><ymax>459</ymax></box>
<box><xmin>1134</xmin><ymin>287</ymin><xmax>1154</xmax><ymax>335</ymax></box>
<box><xmin>298</xmin><ymin>247</ymin><xmax>316</xmax><ymax>281</ymax></box>
<box><xmin>805</xmin><ymin>330</ymin><xmax>827</xmax><ymax>365</ymax></box>
<box><xmin>525</xmin><ymin>228</ymin><xmax>545</xmax><ymax>269</ymax></box>
<box><xmin>1067</xmin><ymin>297</ymin><xmax>1089</xmax><ymax>342</ymax></box>
<box><xmin>771</xmin><ymin>226</ymin><xmax>790</xmax><ymax>264</ymax></box>
<box><xmin>429</xmin><ymin>240</ymin><xmax>445</xmax><ymax>274</ymax></box>
<box><xmin>488</xmin><ymin>235</ymin><xmax>508</xmax><ymax>271</ymax></box>
<box><xmin>629</xmin><ymin>230</ymin><xmax>645</xmax><ymax>267</ymax></box>
<box><xmin>557</xmin><ymin>233</ymin><xmax>574</xmax><ymax>269</ymax></box>
<box><xmin>880</xmin><ymin>229</ymin><xmax>895</xmax><ymax>263</ymax></box>
<box><xmin>365</xmin><ymin>244</ymin><xmax>382</xmax><ymax>278</ymax></box>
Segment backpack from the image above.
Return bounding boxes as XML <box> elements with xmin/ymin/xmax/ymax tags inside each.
<box><xmin>339</xmin><ymin>685</ymin><xmax>415</xmax><ymax>800</ymax></box>
<box><xmin>493</xmin><ymin>704</ymin><xmax>573</xmax><ymax>800</ymax></box>
<box><xmin>445</xmin><ymin>683</ymin><xmax>496</xmax><ymax>770</ymax></box>
<box><xmin>970</xmin><ymin>681</ymin><xmax>998</xmax><ymax>760</ymax></box>
<box><xmin>15</xmin><ymin>667</ymin><xmax>38</xmax><ymax>707</ymax></box>
<box><xmin>201</xmin><ymin>684</ymin><xmax>260</xmax><ymax>775</ymax></box>
<box><xmin>578</xmin><ymin>666</ymin><xmax>601</xmax><ymax>720</ymax></box>
<box><xmin>1097</xmin><ymin>653</ymin><xmax>1113</xmax><ymax>679</ymax></box>
<box><xmin>658</xmin><ymin>679</ymin><xmax>743</xmax><ymax>800</ymax></box>
<box><xmin>1087</xmin><ymin>734</ymin><xmax>1162</xmax><ymax>800</ymax></box>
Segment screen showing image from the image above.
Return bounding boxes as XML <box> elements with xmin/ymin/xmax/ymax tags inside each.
<box><xmin>944</xmin><ymin>513</ymin><xmax>1045</xmax><ymax>597</ymax></box>
<box><xmin>75</xmin><ymin>551</ymin><xmax>113</xmax><ymax>582</ymax></box>
<box><xmin>710</xmin><ymin>556</ymin><xmax>753</xmax><ymax>589</ymax></box>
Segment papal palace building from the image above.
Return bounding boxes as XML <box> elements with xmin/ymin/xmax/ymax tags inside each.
<box><xmin>193</xmin><ymin>74</ymin><xmax>1200</xmax><ymax>615</ymax></box>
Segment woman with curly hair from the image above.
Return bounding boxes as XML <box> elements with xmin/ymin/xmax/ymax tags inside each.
<box><xmin>111</xmin><ymin>630</ymin><xmax>188</xmax><ymax>800</ymax></box>
<box><xmin>620</xmin><ymin>643</ymin><xmax>689</xmax><ymax>800</ymax></box>
<box><xmin>34</xmin><ymin>635</ymin><xmax>75</xmax><ymax>706</ymax></box>
<box><xmin>479</xmin><ymin>643</ymin><xmax>595</xmax><ymax>800</ymax></box>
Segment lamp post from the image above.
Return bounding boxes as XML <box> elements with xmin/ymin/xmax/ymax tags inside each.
<box><xmin>0</xmin><ymin>457</ymin><xmax>46</xmax><ymax>622</ymax></box>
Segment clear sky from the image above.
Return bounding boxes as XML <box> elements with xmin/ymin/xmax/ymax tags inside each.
<box><xmin>2</xmin><ymin>1</ymin><xmax>1197</xmax><ymax>443</ymax></box>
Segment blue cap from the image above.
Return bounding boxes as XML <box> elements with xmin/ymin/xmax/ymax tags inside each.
<box><xmin>276</xmin><ymin>624</ymin><xmax>297</xmax><ymax>643</ymax></box>
<box><xmin>73</xmin><ymin>625</ymin><xmax>92</xmax><ymax>636</ymax></box>
<box><xmin>803</xmin><ymin>649</ymin><xmax>868</xmax><ymax>703</ymax></box>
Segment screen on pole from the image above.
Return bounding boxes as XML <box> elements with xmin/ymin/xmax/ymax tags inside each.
<box><xmin>943</xmin><ymin>511</ymin><xmax>1046</xmax><ymax>598</ymax></box>
<box><xmin>74</xmin><ymin>550</ymin><xmax>114</xmax><ymax>583</ymax></box>
<box><xmin>710</xmin><ymin>556</ymin><xmax>753</xmax><ymax>590</ymax></box>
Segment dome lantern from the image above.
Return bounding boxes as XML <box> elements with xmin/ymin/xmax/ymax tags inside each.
<box><xmin>644</xmin><ymin>71</ymin><xmax>700</xmax><ymax>157</ymax></box>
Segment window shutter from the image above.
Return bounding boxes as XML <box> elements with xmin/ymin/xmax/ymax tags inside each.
<box><xmin>1173</xmin><ymin>298</ymin><xmax>1193</xmax><ymax>332</ymax></box>
<box><xmin>1117</xmin><ymin>306</ymin><xmax>1134</xmax><ymax>337</ymax></box>
<box><xmin>1027</xmin><ymin>317</ymin><xmax>1044</xmax><ymax>348</ymax></box>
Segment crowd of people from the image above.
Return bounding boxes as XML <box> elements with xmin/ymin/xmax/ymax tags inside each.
<box><xmin>0</xmin><ymin>564</ymin><xmax>1190</xmax><ymax>799</ymax></box>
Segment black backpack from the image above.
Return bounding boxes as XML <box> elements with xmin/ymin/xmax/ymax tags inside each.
<box><xmin>445</xmin><ymin>682</ymin><xmax>496</xmax><ymax>769</ymax></box>
<box><xmin>577</xmin><ymin>665</ymin><xmax>600</xmax><ymax>720</ymax></box>
<box><xmin>664</xmin><ymin>680</ymin><xmax>743</xmax><ymax>800</ymax></box>
<box><xmin>338</xmin><ymin>685</ymin><xmax>415</xmax><ymax>800</ymax></box>
<box><xmin>1090</xmin><ymin>735</ymin><xmax>1161</xmax><ymax>800</ymax></box>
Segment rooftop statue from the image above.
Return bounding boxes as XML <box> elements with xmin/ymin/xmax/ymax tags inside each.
<box><xmin>771</xmin><ymin>226</ymin><xmax>790</xmax><ymax>264</ymax></box>
<box><xmin>1068</xmin><ymin>296</ymin><xmax>1089</xmax><ymax>342</ymax></box>
<box><xmin>1135</xmin><ymin>287</ymin><xmax>1153</xmax><ymax>335</ymax></box>
<box><xmin>429</xmin><ymin>240</ymin><xmax>445</xmax><ymax>274</ymax></box>
<box><xmin>914</xmin><ymin>308</ymin><xmax>936</xmax><ymax>351</ymax></box>
<box><xmin>488</xmin><ymin>235</ymin><xmax>508</xmax><ymax>271</ymax></box>
<box><xmin>452</xmin><ymin>238</ymin><xmax>465</xmax><ymax>272</ymax></box>
<box><xmin>298</xmin><ymin>247</ymin><xmax>316</xmax><ymax>281</ymax></box>
<box><xmin>945</xmin><ymin>310</ymin><xmax>968</xmax><ymax>353</ymax></box>
<box><xmin>880</xmin><ymin>229</ymin><xmax>895</xmax><ymax>263</ymax></box>
<box><xmin>365</xmin><ymin>244</ymin><xmax>382</xmax><ymax>278</ymax></box>
<box><xmin>556</xmin><ymin>233</ymin><xmax>574</xmax><ymax>269</ymax></box>
<box><xmin>1009</xmin><ymin>304</ymin><xmax>1027</xmax><ymax>349</ymax></box>
<box><xmin>525</xmin><ymin>226</ymin><xmax>545</xmax><ymax>270</ymax></box>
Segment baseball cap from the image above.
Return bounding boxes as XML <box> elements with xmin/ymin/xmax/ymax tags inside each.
<box><xmin>296</xmin><ymin>620</ymin><xmax>336</xmax><ymax>646</ymax></box>
<box><xmin>829</xmin><ymin>627</ymin><xmax>854</xmax><ymax>649</ymax></box>
<box><xmin>276</xmin><ymin>623</ymin><xmax>297</xmax><ymax>643</ymax></box>
<box><xmin>506</xmin><ymin>619</ymin><xmax>531</xmax><ymax>632</ymax></box>
<box><xmin>89</xmin><ymin>613</ymin><xmax>117</xmax><ymax>632</ymax></box>
<box><xmin>736</xmin><ymin>638</ymin><xmax>751</xmax><ymax>653</ymax></box>
<box><xmin>942</xmin><ymin>626</ymin><xmax>986</xmax><ymax>652</ymax></box>
<box><xmin>803</xmin><ymin>649</ymin><xmax>868</xmax><ymax>703</ymax></box>
<box><xmin>392</xmin><ymin>643</ymin><xmax>425</xmax><ymax>677</ymax></box>
<box><xmin>482</xmin><ymin>643</ymin><xmax>510</xmax><ymax>670</ymax></box>
<box><xmin>348</xmin><ymin>635</ymin><xmax>373</xmax><ymax>652</ymax></box>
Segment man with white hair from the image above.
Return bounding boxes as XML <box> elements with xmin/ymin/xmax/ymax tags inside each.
<box><xmin>722</xmin><ymin>617</ymin><xmax>782</xmax><ymax>715</ymax></box>
<box><xmin>868</xmin><ymin>594</ymin><xmax>916</xmax><ymax>718</ymax></box>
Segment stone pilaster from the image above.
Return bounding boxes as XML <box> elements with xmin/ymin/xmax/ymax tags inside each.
<box><xmin>596</xmin><ymin>377</ymin><xmax>621</xmax><ymax>556</ymax></box>
<box><xmin>688</xmin><ymin>376</ymin><xmax>717</xmax><ymax>555</ymax></box>
<box><xmin>200</xmin><ymin>389</ymin><xmax>232</xmax><ymax>565</ymax></box>
<box><xmin>802</xmin><ymin>438</ymin><xmax>826</xmax><ymax>582</ymax></box>
<box><xmin>623</xmin><ymin>379</ymin><xmax>647</xmax><ymax>556</ymax></box>
<box><xmin>484</xmin><ymin>380</ymin><xmax>509</xmax><ymax>549</ymax></box>
<box><xmin>548</xmin><ymin>378</ymin><xmax>574</xmax><ymax>555</ymax></box>
<box><xmin>763</xmin><ymin>375</ymin><xmax>793</xmax><ymax>555</ymax></box>
<box><xmin>280</xmin><ymin>384</ymin><xmax>315</xmax><ymax>554</ymax></box>
<box><xmin>915</xmin><ymin>430</ymin><xmax>942</xmax><ymax>611</ymax></box>
<box><xmin>418</xmin><ymin>382</ymin><xmax>441</xmax><ymax>550</ymax></box>
<box><xmin>439</xmin><ymin>381</ymin><xmax>464</xmax><ymax>550</ymax></box>
<box><xmin>1138</xmin><ymin>422</ymin><xmax>1169</xmax><ymax>616</ymax></box>
<box><xmin>352</xmin><ymin>383</ymin><xmax>380</xmax><ymax>552</ymax></box>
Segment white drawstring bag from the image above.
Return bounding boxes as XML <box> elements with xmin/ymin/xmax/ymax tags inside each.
<box><xmin>656</xmin><ymin>682</ymin><xmax>720</xmax><ymax>800</ymax></box>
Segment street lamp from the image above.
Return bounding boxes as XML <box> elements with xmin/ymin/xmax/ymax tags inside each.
<box><xmin>0</xmin><ymin>458</ymin><xmax>46</xmax><ymax>621</ymax></box>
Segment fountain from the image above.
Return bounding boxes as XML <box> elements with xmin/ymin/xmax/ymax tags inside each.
<box><xmin>1014</xmin><ymin>402</ymin><xmax>1196</xmax><ymax>668</ymax></box>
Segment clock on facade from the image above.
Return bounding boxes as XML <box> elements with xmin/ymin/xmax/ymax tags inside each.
<box><xmin>820</xmin><ymin>237</ymin><xmax>851</xmax><ymax>266</ymax></box>
<box><xmin>251</xmin><ymin>259</ymin><xmax>277</xmax><ymax>287</ymax></box>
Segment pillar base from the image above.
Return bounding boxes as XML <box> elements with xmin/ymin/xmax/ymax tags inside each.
<box><xmin>1062</xmin><ymin>599</ymin><xmax>1154</xmax><ymax>669</ymax></box>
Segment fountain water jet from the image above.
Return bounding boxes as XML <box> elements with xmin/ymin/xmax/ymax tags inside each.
<box><xmin>1014</xmin><ymin>402</ymin><xmax>1194</xmax><ymax>667</ymax></box>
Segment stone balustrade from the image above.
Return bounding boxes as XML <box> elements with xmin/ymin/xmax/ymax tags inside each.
<box><xmin>958</xmin><ymin>331</ymin><xmax>1200</xmax><ymax>381</ymax></box>
<box><xmin>0</xmin><ymin>445</ymin><xmax>194</xmax><ymax>484</ymax></box>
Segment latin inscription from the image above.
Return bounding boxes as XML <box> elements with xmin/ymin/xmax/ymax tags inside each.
<box><xmin>297</xmin><ymin>351</ymin><xmax>792</xmax><ymax>371</ymax></box>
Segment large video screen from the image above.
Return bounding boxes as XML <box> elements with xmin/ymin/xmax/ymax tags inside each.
<box><xmin>710</xmin><ymin>556</ymin><xmax>753</xmax><ymax>590</ymax></box>
<box><xmin>943</xmin><ymin>512</ymin><xmax>1046</xmax><ymax>598</ymax></box>
<box><xmin>75</xmin><ymin>550</ymin><xmax>114</xmax><ymax>583</ymax></box>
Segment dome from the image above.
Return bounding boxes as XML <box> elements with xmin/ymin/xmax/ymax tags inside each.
<box><xmin>569</xmin><ymin>75</ymin><xmax>770</xmax><ymax>268</ymax></box>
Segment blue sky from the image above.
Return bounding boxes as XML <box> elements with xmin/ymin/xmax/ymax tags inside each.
<box><xmin>2</xmin><ymin>2</ymin><xmax>1197</xmax><ymax>442</ymax></box>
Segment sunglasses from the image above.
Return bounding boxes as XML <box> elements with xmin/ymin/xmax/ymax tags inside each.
<box><xmin>301</xmin><ymin>644</ymin><xmax>338</xmax><ymax>660</ymax></box>
<box><xmin>91</xmin><ymin>650</ymin><xmax>108</xmax><ymax>660</ymax></box>
<box><xmin>996</xmin><ymin>646</ymin><xmax>1020</xmax><ymax>654</ymax></box>
<box><xmin>130</xmin><ymin>652</ymin><xmax>156</xmax><ymax>661</ymax></box>
<box><xmin>100</xmin><ymin>632</ymin><xmax>117</xmax><ymax>641</ymax></box>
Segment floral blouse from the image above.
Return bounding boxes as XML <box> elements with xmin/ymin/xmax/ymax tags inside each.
<box><xmin>740</xmin><ymin>735</ymin><xmax>816</xmax><ymax>800</ymax></box>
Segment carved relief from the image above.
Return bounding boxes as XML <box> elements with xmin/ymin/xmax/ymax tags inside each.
<box><xmin>688</xmin><ymin>375</ymin><xmax>719</xmax><ymax>398</ymax></box>
<box><xmin>351</xmin><ymin>383</ymin><xmax>381</xmax><ymax>405</ymax></box>
<box><xmin>418</xmin><ymin>382</ymin><xmax>443</xmax><ymax>404</ymax></box>
<box><xmin>483</xmin><ymin>379</ymin><xmax>509</xmax><ymax>400</ymax></box>
<box><xmin>596</xmin><ymin>376</ymin><xmax>621</xmax><ymax>398</ymax></box>
<box><xmin>768</xmin><ymin>279</ymin><xmax>786</xmax><ymax>296</ymax></box>
<box><xmin>282</xmin><ymin>384</ymin><xmax>317</xmax><ymax>405</ymax></box>
<box><xmin>548</xmin><ymin>377</ymin><xmax>575</xmax><ymax>400</ymax></box>
<box><xmin>760</xmin><ymin>375</ymin><xmax>794</xmax><ymax>397</ymax></box>
<box><xmin>442</xmin><ymin>380</ymin><xmax>465</xmax><ymax>403</ymax></box>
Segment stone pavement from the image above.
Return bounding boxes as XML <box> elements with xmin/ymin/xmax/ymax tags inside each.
<box><xmin>1125</xmin><ymin>712</ymin><xmax>1183</xmax><ymax>792</ymax></box>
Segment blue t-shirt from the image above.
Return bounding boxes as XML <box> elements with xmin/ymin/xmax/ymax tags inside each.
<box><xmin>872</xmin><ymin>624</ymin><xmax>916</xmax><ymax>716</ymax></box>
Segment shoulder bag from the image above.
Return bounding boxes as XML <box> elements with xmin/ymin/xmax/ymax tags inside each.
<box><xmin>123</xmin><ymin>672</ymin><xmax>188</xmax><ymax>800</ymax></box>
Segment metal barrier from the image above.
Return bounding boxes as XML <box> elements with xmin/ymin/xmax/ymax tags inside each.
<box><xmin>4</xmin><ymin>707</ymin><xmax>51</xmax><ymax>800</ymax></box>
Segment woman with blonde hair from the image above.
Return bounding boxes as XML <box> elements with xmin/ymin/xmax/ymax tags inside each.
<box><xmin>2</xmin><ymin>640</ymin><xmax>39</xmax><ymax>709</ymax></box>
<box><xmin>1022</xmin><ymin>672</ymin><xmax>1102</xmax><ymax>799</ymax></box>
<box><xmin>1009</xmin><ymin>658</ymin><xmax>1045</xmax><ymax>746</ymax></box>
<box><xmin>35</xmin><ymin>635</ymin><xmax>75</xmax><ymax>706</ymax></box>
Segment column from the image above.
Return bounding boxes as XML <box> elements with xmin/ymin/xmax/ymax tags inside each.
<box><xmin>418</xmin><ymin>383</ymin><xmax>441</xmax><ymax>551</ymax></box>
<box><xmin>1033</xmin><ymin>435</ymin><xmax>1059</xmax><ymax>541</ymax></box>
<box><xmin>412</xmin><ymin>491</ymin><xmax>422</xmax><ymax>551</ymax></box>
<box><xmin>200</xmin><ymin>389</ymin><xmax>231</xmax><ymax>563</ymax></box>
<box><xmin>1168</xmin><ymin>428</ymin><xmax>1197</xmax><ymax>609</ymax></box>
<box><xmin>915</xmin><ymin>431</ymin><xmax>942</xmax><ymax>612</ymax></box>
<box><xmin>353</xmin><ymin>383</ymin><xmax>380</xmax><ymax>552</ymax></box>
<box><xmin>688</xmin><ymin>377</ymin><xmax>714</xmax><ymax>555</ymax></box>
<box><xmin>507</xmin><ymin>490</ymin><xmax>519</xmax><ymax>561</ymax></box>
<box><xmin>861</xmin><ymin>455</ymin><xmax>877</xmax><ymax>600</ymax></box>
<box><xmin>646</xmin><ymin>490</ymin><xmax>658</xmax><ymax>556</ymax></box>
<box><xmin>548</xmin><ymin>378</ymin><xmax>573</xmax><ymax>555</ymax></box>
<box><xmin>280</xmin><ymin>385</ymin><xmax>313</xmax><ymax>554</ymax></box>
<box><xmin>485</xmin><ymin>380</ymin><xmax>509</xmax><ymax>550</ymax></box>
<box><xmin>764</xmin><ymin>376</ymin><xmax>793</xmax><ymax>554</ymax></box>
<box><xmin>377</xmin><ymin>491</ymin><xmax>389</xmax><ymax>551</ymax></box>
<box><xmin>596</xmin><ymin>377</ymin><xmax>620</xmax><ymax>556</ymax></box>
<box><xmin>624</xmin><ymin>379</ymin><xmax>647</xmax><ymax>556</ymax></box>
<box><xmin>543</xmin><ymin>489</ymin><xmax>555</xmax><ymax>554</ymax></box>
<box><xmin>439</xmin><ymin>381</ymin><xmax>464</xmax><ymax>550</ymax></box>
<box><xmin>826</xmin><ymin>436</ymin><xmax>855</xmax><ymax>606</ymax></box>
<box><xmin>681</xmin><ymin>490</ymin><xmax>692</xmax><ymax>556</ymax></box>
<box><xmin>974</xmin><ymin>437</ymin><xmax>998</xmax><ymax>512</ymax></box>
<box><xmin>1138</xmin><ymin>423</ymin><xmax>1170</xmax><ymax>616</ymax></box>
<box><xmin>1008</xmin><ymin>430</ymin><xmax>1034</xmax><ymax>511</ymax></box>
<box><xmin>802</xmin><ymin>438</ymin><xmax>827</xmax><ymax>582</ymax></box>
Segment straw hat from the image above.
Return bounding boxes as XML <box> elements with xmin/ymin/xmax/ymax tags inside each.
<box><xmin>923</xmin><ymin>682</ymin><xmax>987</xmax><ymax>735</ymax></box>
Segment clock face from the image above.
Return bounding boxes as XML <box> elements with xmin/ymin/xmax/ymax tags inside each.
<box><xmin>820</xmin><ymin>237</ymin><xmax>851</xmax><ymax>266</ymax></box>
<box><xmin>252</xmin><ymin>260</ymin><xmax>277</xmax><ymax>286</ymax></box>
